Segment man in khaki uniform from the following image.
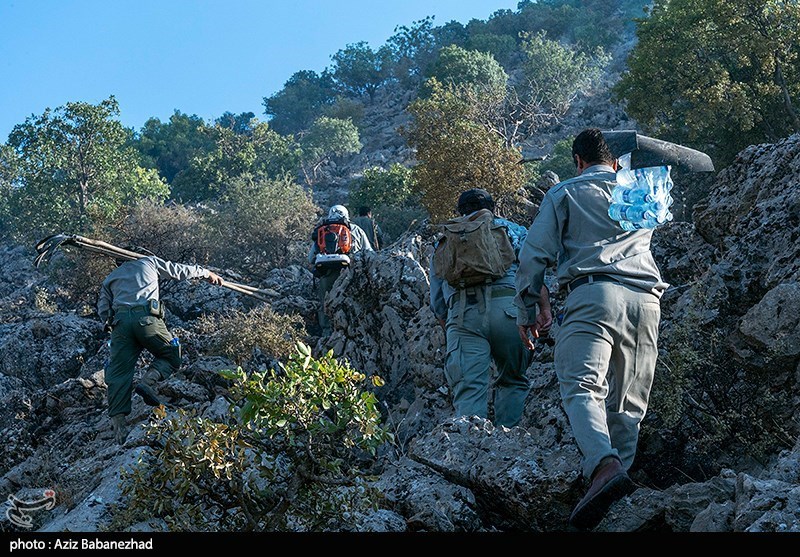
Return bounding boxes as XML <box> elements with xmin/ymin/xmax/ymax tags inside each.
<box><xmin>430</xmin><ymin>189</ymin><xmax>551</xmax><ymax>428</ymax></box>
<box><xmin>98</xmin><ymin>254</ymin><xmax>222</xmax><ymax>444</ymax></box>
<box><xmin>352</xmin><ymin>206</ymin><xmax>386</xmax><ymax>250</ymax></box>
<box><xmin>515</xmin><ymin>129</ymin><xmax>668</xmax><ymax>530</ymax></box>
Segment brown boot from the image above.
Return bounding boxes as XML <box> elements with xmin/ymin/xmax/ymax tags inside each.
<box><xmin>110</xmin><ymin>414</ymin><xmax>130</xmax><ymax>445</ymax></box>
<box><xmin>134</xmin><ymin>368</ymin><xmax>165</xmax><ymax>407</ymax></box>
<box><xmin>568</xmin><ymin>456</ymin><xmax>636</xmax><ymax>530</ymax></box>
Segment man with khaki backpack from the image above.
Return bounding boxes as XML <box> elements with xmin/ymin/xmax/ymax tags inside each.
<box><xmin>430</xmin><ymin>188</ymin><xmax>552</xmax><ymax>427</ymax></box>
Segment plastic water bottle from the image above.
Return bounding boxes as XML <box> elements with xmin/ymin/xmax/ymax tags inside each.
<box><xmin>610</xmin><ymin>157</ymin><xmax>675</xmax><ymax>230</ymax></box>
<box><xmin>609</xmin><ymin>202</ymin><xmax>649</xmax><ymax>223</ymax></box>
<box><xmin>612</xmin><ymin>185</ymin><xmax>653</xmax><ymax>205</ymax></box>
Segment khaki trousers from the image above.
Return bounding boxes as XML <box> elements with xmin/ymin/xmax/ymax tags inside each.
<box><xmin>444</xmin><ymin>288</ymin><xmax>533</xmax><ymax>427</ymax></box>
<box><xmin>555</xmin><ymin>281</ymin><xmax>660</xmax><ymax>479</ymax></box>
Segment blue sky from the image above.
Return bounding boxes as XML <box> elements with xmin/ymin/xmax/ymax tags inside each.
<box><xmin>0</xmin><ymin>0</ymin><xmax>519</xmax><ymax>141</ymax></box>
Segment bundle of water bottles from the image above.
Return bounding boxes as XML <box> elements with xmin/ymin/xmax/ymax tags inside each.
<box><xmin>608</xmin><ymin>152</ymin><xmax>675</xmax><ymax>231</ymax></box>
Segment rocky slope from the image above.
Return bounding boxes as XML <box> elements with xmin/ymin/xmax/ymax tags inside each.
<box><xmin>1</xmin><ymin>134</ymin><xmax>798</xmax><ymax>532</ymax></box>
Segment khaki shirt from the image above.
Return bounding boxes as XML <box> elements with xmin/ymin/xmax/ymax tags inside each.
<box><xmin>514</xmin><ymin>164</ymin><xmax>669</xmax><ymax>326</ymax></box>
<box><xmin>351</xmin><ymin>216</ymin><xmax>385</xmax><ymax>250</ymax></box>
<box><xmin>97</xmin><ymin>256</ymin><xmax>210</xmax><ymax>322</ymax></box>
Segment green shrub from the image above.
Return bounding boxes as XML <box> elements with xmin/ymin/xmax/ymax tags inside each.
<box><xmin>348</xmin><ymin>164</ymin><xmax>427</xmax><ymax>242</ymax></box>
<box><xmin>115</xmin><ymin>343</ymin><xmax>391</xmax><ymax>531</ymax></box>
<box><xmin>195</xmin><ymin>307</ymin><xmax>306</xmax><ymax>368</ymax></box>
<box><xmin>210</xmin><ymin>173</ymin><xmax>317</xmax><ymax>276</ymax></box>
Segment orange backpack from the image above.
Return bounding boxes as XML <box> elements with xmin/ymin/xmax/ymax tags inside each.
<box><xmin>315</xmin><ymin>221</ymin><xmax>352</xmax><ymax>255</ymax></box>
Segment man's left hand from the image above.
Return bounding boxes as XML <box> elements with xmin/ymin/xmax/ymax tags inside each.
<box><xmin>518</xmin><ymin>325</ymin><xmax>538</xmax><ymax>351</ymax></box>
<box><xmin>534</xmin><ymin>308</ymin><xmax>553</xmax><ymax>337</ymax></box>
<box><xmin>206</xmin><ymin>271</ymin><xmax>224</xmax><ymax>286</ymax></box>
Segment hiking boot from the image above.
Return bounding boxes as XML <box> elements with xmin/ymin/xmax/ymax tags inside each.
<box><xmin>134</xmin><ymin>368</ymin><xmax>165</xmax><ymax>407</ymax></box>
<box><xmin>568</xmin><ymin>456</ymin><xmax>637</xmax><ymax>530</ymax></box>
<box><xmin>111</xmin><ymin>414</ymin><xmax>130</xmax><ymax>445</ymax></box>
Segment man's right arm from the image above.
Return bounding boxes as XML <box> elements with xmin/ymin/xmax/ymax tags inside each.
<box><xmin>514</xmin><ymin>194</ymin><xmax>562</xmax><ymax>327</ymax></box>
<box><xmin>97</xmin><ymin>281</ymin><xmax>112</xmax><ymax>326</ymax></box>
<box><xmin>153</xmin><ymin>257</ymin><xmax>222</xmax><ymax>285</ymax></box>
<box><xmin>429</xmin><ymin>246</ymin><xmax>447</xmax><ymax>328</ymax></box>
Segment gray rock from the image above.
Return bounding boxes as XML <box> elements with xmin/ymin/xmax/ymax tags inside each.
<box><xmin>375</xmin><ymin>457</ymin><xmax>483</xmax><ymax>532</ymax></box>
<box><xmin>408</xmin><ymin>416</ymin><xmax>581</xmax><ymax>531</ymax></box>
<box><xmin>739</xmin><ymin>282</ymin><xmax>800</xmax><ymax>359</ymax></box>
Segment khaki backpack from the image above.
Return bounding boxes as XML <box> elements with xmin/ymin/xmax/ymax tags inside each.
<box><xmin>433</xmin><ymin>209</ymin><xmax>516</xmax><ymax>288</ymax></box>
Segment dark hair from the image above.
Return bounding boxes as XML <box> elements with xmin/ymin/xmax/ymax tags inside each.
<box><xmin>358</xmin><ymin>206</ymin><xmax>371</xmax><ymax>217</ymax></box>
<box><xmin>572</xmin><ymin>128</ymin><xmax>615</xmax><ymax>166</ymax></box>
<box><xmin>457</xmin><ymin>188</ymin><xmax>495</xmax><ymax>215</ymax></box>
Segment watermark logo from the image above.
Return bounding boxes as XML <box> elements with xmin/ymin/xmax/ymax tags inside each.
<box><xmin>5</xmin><ymin>490</ymin><xmax>56</xmax><ymax>529</ymax></box>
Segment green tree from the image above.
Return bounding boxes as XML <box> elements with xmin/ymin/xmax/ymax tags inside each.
<box><xmin>134</xmin><ymin>110</ymin><xmax>215</xmax><ymax>183</ymax></box>
<box><xmin>263</xmin><ymin>70</ymin><xmax>337</xmax><ymax>135</ymax></box>
<box><xmin>466</xmin><ymin>33</ymin><xmax>519</xmax><ymax>67</ymax></box>
<box><xmin>172</xmin><ymin>120</ymin><xmax>299</xmax><ymax>201</ymax></box>
<box><xmin>385</xmin><ymin>16</ymin><xmax>438</xmax><ymax>86</ymax></box>
<box><xmin>5</xmin><ymin>96</ymin><xmax>168</xmax><ymax>238</ymax></box>
<box><xmin>615</xmin><ymin>0</ymin><xmax>800</xmax><ymax>165</ymax></box>
<box><xmin>426</xmin><ymin>45</ymin><xmax>508</xmax><ymax>100</ymax></box>
<box><xmin>299</xmin><ymin>117</ymin><xmax>361</xmax><ymax>186</ymax></box>
<box><xmin>432</xmin><ymin>20</ymin><xmax>469</xmax><ymax>49</ymax></box>
<box><xmin>405</xmin><ymin>79</ymin><xmax>524</xmax><ymax>223</ymax></box>
<box><xmin>211</xmin><ymin>173</ymin><xmax>318</xmax><ymax>274</ymax></box>
<box><xmin>330</xmin><ymin>42</ymin><xmax>390</xmax><ymax>102</ymax></box>
<box><xmin>215</xmin><ymin>111</ymin><xmax>257</xmax><ymax>135</ymax></box>
<box><xmin>518</xmin><ymin>31</ymin><xmax>606</xmax><ymax>131</ymax></box>
<box><xmin>349</xmin><ymin>164</ymin><xmax>425</xmax><ymax>241</ymax></box>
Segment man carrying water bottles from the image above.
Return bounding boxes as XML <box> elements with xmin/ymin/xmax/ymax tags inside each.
<box><xmin>514</xmin><ymin>128</ymin><xmax>669</xmax><ymax>530</ymax></box>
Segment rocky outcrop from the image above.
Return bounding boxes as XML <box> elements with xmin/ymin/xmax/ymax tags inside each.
<box><xmin>1</xmin><ymin>132</ymin><xmax>799</xmax><ymax>533</ymax></box>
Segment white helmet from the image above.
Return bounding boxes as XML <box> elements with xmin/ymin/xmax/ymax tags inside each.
<box><xmin>328</xmin><ymin>205</ymin><xmax>349</xmax><ymax>221</ymax></box>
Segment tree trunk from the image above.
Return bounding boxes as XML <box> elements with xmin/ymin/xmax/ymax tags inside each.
<box><xmin>78</xmin><ymin>179</ymin><xmax>88</xmax><ymax>233</ymax></box>
<box><xmin>775</xmin><ymin>57</ymin><xmax>800</xmax><ymax>132</ymax></box>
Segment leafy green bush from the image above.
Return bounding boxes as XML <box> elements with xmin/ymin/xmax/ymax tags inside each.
<box><xmin>209</xmin><ymin>173</ymin><xmax>317</xmax><ymax>276</ymax></box>
<box><xmin>195</xmin><ymin>306</ymin><xmax>306</xmax><ymax>368</ymax></box>
<box><xmin>113</xmin><ymin>199</ymin><xmax>213</xmax><ymax>266</ymax></box>
<box><xmin>115</xmin><ymin>343</ymin><xmax>392</xmax><ymax>531</ymax></box>
<box><xmin>348</xmin><ymin>164</ymin><xmax>427</xmax><ymax>242</ymax></box>
<box><xmin>641</xmin><ymin>286</ymin><xmax>794</xmax><ymax>486</ymax></box>
<box><xmin>426</xmin><ymin>45</ymin><xmax>508</xmax><ymax>101</ymax></box>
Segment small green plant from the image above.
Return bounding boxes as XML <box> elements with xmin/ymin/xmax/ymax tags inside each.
<box><xmin>32</xmin><ymin>287</ymin><xmax>57</xmax><ymax>314</ymax></box>
<box><xmin>195</xmin><ymin>306</ymin><xmax>306</xmax><ymax>368</ymax></box>
<box><xmin>114</xmin><ymin>343</ymin><xmax>392</xmax><ymax>531</ymax></box>
<box><xmin>644</xmin><ymin>283</ymin><xmax>794</xmax><ymax>485</ymax></box>
<box><xmin>113</xmin><ymin>405</ymin><xmax>251</xmax><ymax>531</ymax></box>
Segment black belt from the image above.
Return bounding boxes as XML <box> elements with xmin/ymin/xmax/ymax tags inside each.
<box><xmin>113</xmin><ymin>304</ymin><xmax>149</xmax><ymax>313</ymax></box>
<box><xmin>566</xmin><ymin>274</ymin><xmax>620</xmax><ymax>294</ymax></box>
<box><xmin>491</xmin><ymin>287</ymin><xmax>516</xmax><ymax>298</ymax></box>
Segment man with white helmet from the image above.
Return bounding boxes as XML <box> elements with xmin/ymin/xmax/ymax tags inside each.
<box><xmin>308</xmin><ymin>205</ymin><xmax>372</xmax><ymax>335</ymax></box>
